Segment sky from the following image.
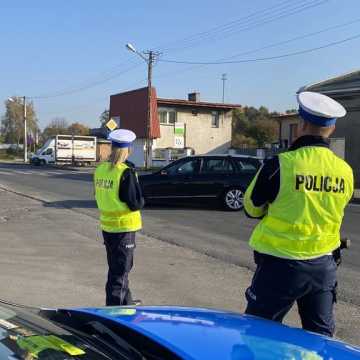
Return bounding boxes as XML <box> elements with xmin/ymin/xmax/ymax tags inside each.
<box><xmin>1</xmin><ymin>0</ymin><xmax>360</xmax><ymax>130</ymax></box>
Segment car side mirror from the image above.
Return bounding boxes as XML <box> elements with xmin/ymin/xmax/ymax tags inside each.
<box><xmin>160</xmin><ymin>170</ymin><xmax>168</xmax><ymax>176</ymax></box>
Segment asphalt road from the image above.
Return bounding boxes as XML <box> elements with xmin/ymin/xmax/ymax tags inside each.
<box><xmin>0</xmin><ymin>162</ymin><xmax>359</xmax><ymax>307</ymax></box>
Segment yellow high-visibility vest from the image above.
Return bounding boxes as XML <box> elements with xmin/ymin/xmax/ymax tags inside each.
<box><xmin>94</xmin><ymin>162</ymin><xmax>142</xmax><ymax>233</ymax></box>
<box><xmin>245</xmin><ymin>147</ymin><xmax>353</xmax><ymax>259</ymax></box>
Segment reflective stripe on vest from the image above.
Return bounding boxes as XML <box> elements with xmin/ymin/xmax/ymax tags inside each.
<box><xmin>94</xmin><ymin>162</ymin><xmax>142</xmax><ymax>233</ymax></box>
<box><xmin>249</xmin><ymin>147</ymin><xmax>353</xmax><ymax>259</ymax></box>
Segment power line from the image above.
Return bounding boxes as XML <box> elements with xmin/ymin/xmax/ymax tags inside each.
<box><xmin>158</xmin><ymin>0</ymin><xmax>295</xmax><ymax>51</ymax></box>
<box><xmin>39</xmin><ymin>77</ymin><xmax>148</xmax><ymax>119</ymax></box>
<box><xmin>186</xmin><ymin>0</ymin><xmax>330</xmax><ymax>50</ymax></box>
<box><xmin>158</xmin><ymin>0</ymin><xmax>329</xmax><ymax>53</ymax></box>
<box><xmin>26</xmin><ymin>0</ymin><xmax>329</xmax><ymax>101</ymax></box>
<box><xmin>159</xmin><ymin>33</ymin><xmax>360</xmax><ymax>65</ymax></box>
<box><xmin>29</xmin><ymin>62</ymin><xmax>143</xmax><ymax>100</ymax></box>
<box><xmin>16</xmin><ymin>2</ymin><xmax>288</xmax><ymax>101</ymax></box>
<box><xmin>150</xmin><ymin>17</ymin><xmax>360</xmax><ymax>82</ymax></box>
<box><xmin>157</xmin><ymin>0</ymin><xmax>299</xmax><ymax>51</ymax></box>
<box><xmin>218</xmin><ymin>17</ymin><xmax>360</xmax><ymax>61</ymax></box>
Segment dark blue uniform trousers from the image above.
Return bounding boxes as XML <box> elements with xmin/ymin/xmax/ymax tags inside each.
<box><xmin>245</xmin><ymin>251</ymin><xmax>337</xmax><ymax>337</ymax></box>
<box><xmin>103</xmin><ymin>231</ymin><xmax>136</xmax><ymax>306</ymax></box>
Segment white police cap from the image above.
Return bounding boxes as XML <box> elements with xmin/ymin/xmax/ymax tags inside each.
<box><xmin>297</xmin><ymin>91</ymin><xmax>346</xmax><ymax>127</ymax></box>
<box><xmin>108</xmin><ymin>129</ymin><xmax>136</xmax><ymax>148</ymax></box>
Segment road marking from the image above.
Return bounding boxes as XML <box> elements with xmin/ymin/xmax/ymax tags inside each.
<box><xmin>0</xmin><ymin>169</ymin><xmax>91</xmax><ymax>176</ymax></box>
<box><xmin>44</xmin><ymin>171</ymin><xmax>67</xmax><ymax>175</ymax></box>
<box><xmin>12</xmin><ymin>170</ymin><xmax>30</xmax><ymax>175</ymax></box>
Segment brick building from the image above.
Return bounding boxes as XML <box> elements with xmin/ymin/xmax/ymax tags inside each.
<box><xmin>109</xmin><ymin>87</ymin><xmax>241</xmax><ymax>167</ymax></box>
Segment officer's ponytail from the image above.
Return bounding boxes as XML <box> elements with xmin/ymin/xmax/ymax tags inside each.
<box><xmin>109</xmin><ymin>147</ymin><xmax>129</xmax><ymax>169</ymax></box>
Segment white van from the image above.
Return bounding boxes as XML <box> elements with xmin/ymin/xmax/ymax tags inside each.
<box><xmin>30</xmin><ymin>135</ymin><xmax>97</xmax><ymax>166</ymax></box>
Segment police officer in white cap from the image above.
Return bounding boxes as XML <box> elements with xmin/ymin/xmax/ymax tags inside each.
<box><xmin>94</xmin><ymin>129</ymin><xmax>144</xmax><ymax>306</ymax></box>
<box><xmin>243</xmin><ymin>91</ymin><xmax>354</xmax><ymax>337</ymax></box>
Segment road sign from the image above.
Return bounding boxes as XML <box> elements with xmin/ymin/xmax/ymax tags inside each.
<box><xmin>174</xmin><ymin>123</ymin><xmax>185</xmax><ymax>136</ymax></box>
<box><xmin>105</xmin><ymin>118</ymin><xmax>118</xmax><ymax>131</ymax></box>
<box><xmin>174</xmin><ymin>123</ymin><xmax>185</xmax><ymax>148</ymax></box>
<box><xmin>174</xmin><ymin>136</ymin><xmax>185</xmax><ymax>148</ymax></box>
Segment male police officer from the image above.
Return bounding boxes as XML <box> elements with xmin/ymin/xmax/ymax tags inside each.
<box><xmin>244</xmin><ymin>91</ymin><xmax>354</xmax><ymax>337</ymax></box>
<box><xmin>94</xmin><ymin>129</ymin><xmax>144</xmax><ymax>306</ymax></box>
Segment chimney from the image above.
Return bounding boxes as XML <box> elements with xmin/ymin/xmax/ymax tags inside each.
<box><xmin>188</xmin><ymin>92</ymin><xmax>200</xmax><ymax>102</ymax></box>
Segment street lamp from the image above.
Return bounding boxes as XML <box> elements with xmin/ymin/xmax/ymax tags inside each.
<box><xmin>125</xmin><ymin>43</ymin><xmax>137</xmax><ymax>54</ymax></box>
<box><xmin>8</xmin><ymin>96</ymin><xmax>27</xmax><ymax>163</ymax></box>
<box><xmin>126</xmin><ymin>43</ymin><xmax>161</xmax><ymax>169</ymax></box>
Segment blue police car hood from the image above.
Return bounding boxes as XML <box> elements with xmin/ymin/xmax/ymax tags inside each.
<box><xmin>73</xmin><ymin>306</ymin><xmax>360</xmax><ymax>360</ymax></box>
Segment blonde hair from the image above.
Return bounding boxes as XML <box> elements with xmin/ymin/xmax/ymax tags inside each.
<box><xmin>109</xmin><ymin>147</ymin><xmax>129</xmax><ymax>169</ymax></box>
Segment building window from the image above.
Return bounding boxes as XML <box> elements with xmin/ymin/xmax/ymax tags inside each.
<box><xmin>168</xmin><ymin>111</ymin><xmax>176</xmax><ymax>124</ymax></box>
<box><xmin>211</xmin><ymin>111</ymin><xmax>220</xmax><ymax>128</ymax></box>
<box><xmin>158</xmin><ymin>108</ymin><xmax>177</xmax><ymax>125</ymax></box>
<box><xmin>159</xmin><ymin>111</ymin><xmax>167</xmax><ymax>124</ymax></box>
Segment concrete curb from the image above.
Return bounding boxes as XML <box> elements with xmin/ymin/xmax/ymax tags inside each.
<box><xmin>0</xmin><ymin>160</ymin><xmax>95</xmax><ymax>172</ymax></box>
<box><xmin>50</xmin><ymin>165</ymin><xmax>86</xmax><ymax>172</ymax></box>
<box><xmin>0</xmin><ymin>184</ymin><xmax>50</xmax><ymax>205</ymax></box>
<box><xmin>0</xmin><ymin>159</ymin><xmax>27</xmax><ymax>164</ymax></box>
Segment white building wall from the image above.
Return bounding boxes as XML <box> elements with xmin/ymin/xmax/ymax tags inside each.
<box><xmin>155</xmin><ymin>108</ymin><xmax>233</xmax><ymax>154</ymax></box>
<box><xmin>155</xmin><ymin>125</ymin><xmax>174</xmax><ymax>148</ymax></box>
<box><xmin>128</xmin><ymin>138</ymin><xmax>145</xmax><ymax>167</ymax></box>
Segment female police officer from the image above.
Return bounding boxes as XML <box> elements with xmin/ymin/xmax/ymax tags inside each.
<box><xmin>94</xmin><ymin>129</ymin><xmax>144</xmax><ymax>306</ymax></box>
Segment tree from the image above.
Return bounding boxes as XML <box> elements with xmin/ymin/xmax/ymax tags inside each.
<box><xmin>247</xmin><ymin>119</ymin><xmax>278</xmax><ymax>147</ymax></box>
<box><xmin>286</xmin><ymin>109</ymin><xmax>297</xmax><ymax>114</ymax></box>
<box><xmin>1</xmin><ymin>97</ymin><xmax>38</xmax><ymax>147</ymax></box>
<box><xmin>232</xmin><ymin>133</ymin><xmax>257</xmax><ymax>148</ymax></box>
<box><xmin>99</xmin><ymin>109</ymin><xmax>110</xmax><ymax>127</ymax></box>
<box><xmin>232</xmin><ymin>108</ymin><xmax>250</xmax><ymax>134</ymax></box>
<box><xmin>42</xmin><ymin>118</ymin><xmax>69</xmax><ymax>139</ymax></box>
<box><xmin>68</xmin><ymin>122</ymin><xmax>89</xmax><ymax>135</ymax></box>
<box><xmin>232</xmin><ymin>106</ymin><xmax>278</xmax><ymax>148</ymax></box>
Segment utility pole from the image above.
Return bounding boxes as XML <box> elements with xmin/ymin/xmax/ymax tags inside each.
<box><xmin>23</xmin><ymin>96</ymin><xmax>27</xmax><ymax>163</ymax></box>
<box><xmin>145</xmin><ymin>50</ymin><xmax>154</xmax><ymax>170</ymax></box>
<box><xmin>126</xmin><ymin>43</ymin><xmax>161</xmax><ymax>169</ymax></box>
<box><xmin>143</xmin><ymin>50</ymin><xmax>161</xmax><ymax>169</ymax></box>
<box><xmin>221</xmin><ymin>73</ymin><xmax>227</xmax><ymax>103</ymax></box>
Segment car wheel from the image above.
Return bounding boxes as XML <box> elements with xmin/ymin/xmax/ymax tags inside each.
<box><xmin>223</xmin><ymin>188</ymin><xmax>244</xmax><ymax>211</ymax></box>
<box><xmin>40</xmin><ymin>159</ymin><xmax>46</xmax><ymax>166</ymax></box>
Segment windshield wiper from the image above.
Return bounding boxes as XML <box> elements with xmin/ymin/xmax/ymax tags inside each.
<box><xmin>52</xmin><ymin>321</ymin><xmax>113</xmax><ymax>360</ymax></box>
<box><xmin>40</xmin><ymin>310</ymin><xmax>148</xmax><ymax>360</ymax></box>
<box><xmin>86</xmin><ymin>321</ymin><xmax>147</xmax><ymax>360</ymax></box>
